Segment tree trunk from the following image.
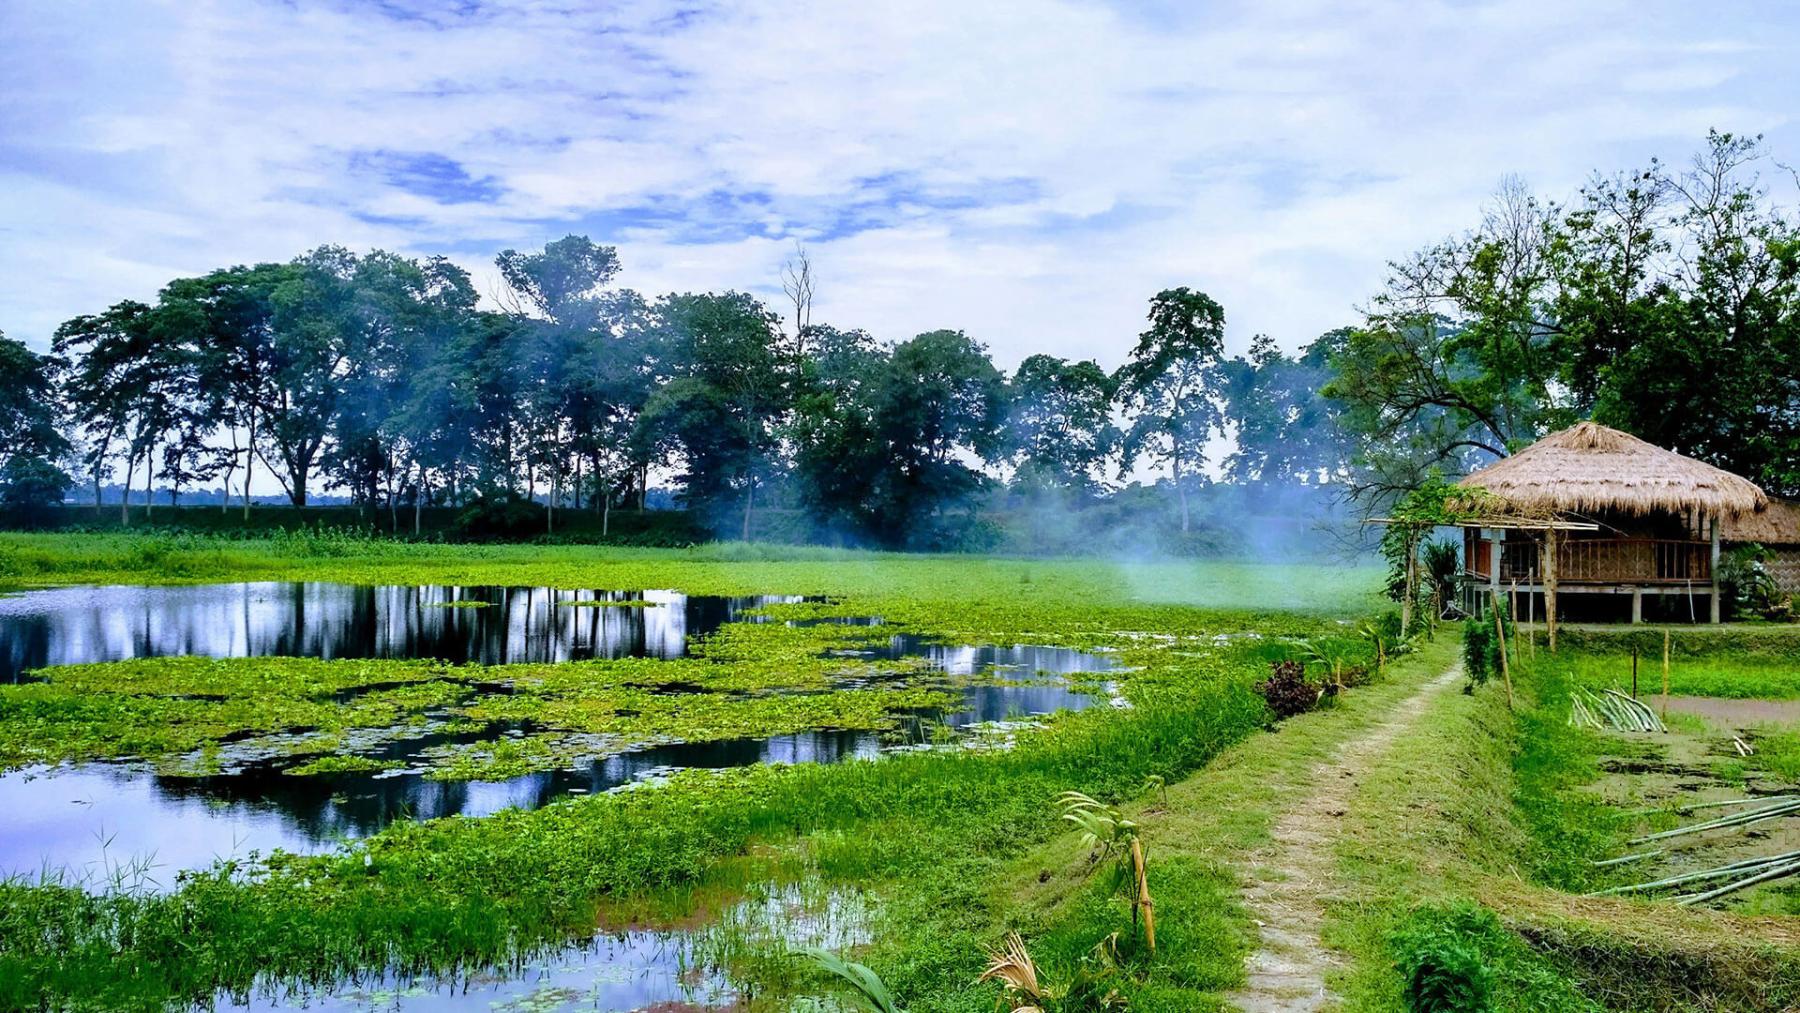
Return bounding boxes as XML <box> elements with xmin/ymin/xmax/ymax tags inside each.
<box><xmin>1400</xmin><ymin>530</ymin><xmax>1417</xmax><ymax>636</ymax></box>
<box><xmin>1173</xmin><ymin>448</ymin><xmax>1189</xmax><ymax>534</ymax></box>
<box><xmin>602</xmin><ymin>481</ymin><xmax>611</xmax><ymax>538</ymax></box>
<box><xmin>121</xmin><ymin>451</ymin><xmax>134</xmax><ymax>526</ymax></box>
<box><xmin>144</xmin><ymin>437</ymin><xmax>155</xmax><ymax>521</ymax></box>
<box><xmin>639</xmin><ymin>464</ymin><xmax>648</xmax><ymax>509</ymax></box>
<box><xmin>243</xmin><ymin>413</ymin><xmax>255</xmax><ymax>521</ymax></box>
<box><xmin>414</xmin><ymin>463</ymin><xmax>426</xmax><ymax>536</ymax></box>
<box><xmin>741</xmin><ymin>480</ymin><xmax>754</xmax><ymax>542</ymax></box>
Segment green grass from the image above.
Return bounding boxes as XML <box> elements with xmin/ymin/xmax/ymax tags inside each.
<box><xmin>0</xmin><ymin>531</ymin><xmax>1385</xmax><ymax>620</ymax></box>
<box><xmin>1557</xmin><ymin>649</ymin><xmax>1800</xmax><ymax>699</ymax></box>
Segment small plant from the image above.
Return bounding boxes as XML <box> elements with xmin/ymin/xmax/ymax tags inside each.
<box><xmin>1057</xmin><ymin>791</ymin><xmax>1155</xmax><ymax>952</ymax></box>
<box><xmin>1257</xmin><ymin>659</ymin><xmax>1319</xmax><ymax>719</ymax></box>
<box><xmin>799</xmin><ymin>946</ymin><xmax>903</xmax><ymax>1013</ymax></box>
<box><xmin>1461</xmin><ymin>604</ymin><xmax>1505</xmax><ymax>690</ymax></box>
<box><xmin>1299</xmin><ymin>637</ymin><xmax>1362</xmax><ymax>691</ymax></box>
<box><xmin>977</xmin><ymin>931</ymin><xmax>1128</xmax><ymax>1012</ymax></box>
<box><xmin>1719</xmin><ymin>544</ymin><xmax>1788</xmax><ymax>621</ymax></box>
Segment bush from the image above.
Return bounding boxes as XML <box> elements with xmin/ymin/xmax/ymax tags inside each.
<box><xmin>452</xmin><ymin>496</ymin><xmax>547</xmax><ymax>540</ymax></box>
<box><xmin>1399</xmin><ymin>937</ymin><xmax>1492</xmax><ymax>1013</ymax></box>
<box><xmin>1393</xmin><ymin>904</ymin><xmax>1498</xmax><ymax>1013</ymax></box>
<box><xmin>1719</xmin><ymin>544</ymin><xmax>1790</xmax><ymax>621</ymax></box>
<box><xmin>1461</xmin><ymin>601</ymin><xmax>1508</xmax><ymax>689</ymax></box>
<box><xmin>1256</xmin><ymin>660</ymin><xmax>1318</xmax><ymax>719</ymax></box>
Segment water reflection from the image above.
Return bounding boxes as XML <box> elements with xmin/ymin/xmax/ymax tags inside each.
<box><xmin>0</xmin><ymin>583</ymin><xmax>802</xmax><ymax>681</ymax></box>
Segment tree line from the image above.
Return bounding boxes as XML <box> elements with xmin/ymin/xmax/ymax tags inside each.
<box><xmin>0</xmin><ymin>237</ymin><xmax>1329</xmax><ymax>548</ymax></box>
<box><xmin>3</xmin><ymin>132</ymin><xmax>1796</xmax><ymax>549</ymax></box>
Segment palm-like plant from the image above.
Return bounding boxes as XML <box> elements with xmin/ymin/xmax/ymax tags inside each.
<box><xmin>1056</xmin><ymin>792</ymin><xmax>1155</xmax><ymax>952</ymax></box>
<box><xmin>798</xmin><ymin>946</ymin><xmax>903</xmax><ymax>1013</ymax></box>
<box><xmin>1298</xmin><ymin>638</ymin><xmax>1352</xmax><ymax>692</ymax></box>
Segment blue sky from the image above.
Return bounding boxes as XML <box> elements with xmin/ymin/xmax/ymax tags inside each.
<box><xmin>3</xmin><ymin>0</ymin><xmax>1798</xmax><ymax>369</ymax></box>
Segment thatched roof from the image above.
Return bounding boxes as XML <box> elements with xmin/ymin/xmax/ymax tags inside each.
<box><xmin>1725</xmin><ymin>497</ymin><xmax>1800</xmax><ymax>544</ymax></box>
<box><xmin>1457</xmin><ymin>422</ymin><xmax>1768</xmax><ymax>518</ymax></box>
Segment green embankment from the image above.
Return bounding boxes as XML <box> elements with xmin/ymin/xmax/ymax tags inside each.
<box><xmin>1327</xmin><ymin>642</ymin><xmax>1800</xmax><ymax>1011</ymax></box>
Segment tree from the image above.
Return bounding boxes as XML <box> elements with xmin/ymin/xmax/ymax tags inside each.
<box><xmin>52</xmin><ymin>302</ymin><xmax>192</xmax><ymax>522</ymax></box>
<box><xmin>496</xmin><ymin>235</ymin><xmax>621</xmax><ymax>325</ymax></box>
<box><xmin>1216</xmin><ymin>331</ymin><xmax>1351</xmax><ymax>486</ymax></box>
<box><xmin>0</xmin><ymin>331</ymin><xmax>71</xmax><ymax>519</ymax></box>
<box><xmin>789</xmin><ymin>325</ymin><xmax>889</xmax><ymax>542</ymax></box>
<box><xmin>866</xmin><ymin>329</ymin><xmax>1006</xmax><ymax>548</ymax></box>
<box><xmin>1116</xmin><ymin>287</ymin><xmax>1227</xmax><ymax>533</ymax></box>
<box><xmin>1006</xmin><ymin>354</ymin><xmax>1119</xmax><ymax>495</ymax></box>
<box><xmin>1323</xmin><ymin>181</ymin><xmax>1574</xmax><ymax>510</ymax></box>
<box><xmin>1562</xmin><ymin>133</ymin><xmax>1800</xmax><ymax>494</ymax></box>
<box><xmin>638</xmin><ymin>292</ymin><xmax>788</xmax><ymax>537</ymax></box>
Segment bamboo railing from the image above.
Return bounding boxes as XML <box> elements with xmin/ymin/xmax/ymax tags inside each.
<box><xmin>1467</xmin><ymin>538</ymin><xmax>1710</xmax><ymax>584</ymax></box>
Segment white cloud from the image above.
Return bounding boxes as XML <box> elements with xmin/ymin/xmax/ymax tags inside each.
<box><xmin>2</xmin><ymin>0</ymin><xmax>1796</xmax><ymax>374</ymax></box>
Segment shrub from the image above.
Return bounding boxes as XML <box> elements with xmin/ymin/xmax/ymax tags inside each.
<box><xmin>1256</xmin><ymin>660</ymin><xmax>1317</xmax><ymax>719</ymax></box>
<box><xmin>1399</xmin><ymin>936</ymin><xmax>1492</xmax><ymax>1013</ymax></box>
<box><xmin>1392</xmin><ymin>903</ymin><xmax>1500</xmax><ymax>1013</ymax></box>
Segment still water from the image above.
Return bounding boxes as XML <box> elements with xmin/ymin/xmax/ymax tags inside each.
<box><xmin>0</xmin><ymin>583</ymin><xmax>1121</xmax><ymax>883</ymax></box>
<box><xmin>0</xmin><ymin>582</ymin><xmax>804</xmax><ymax>681</ymax></box>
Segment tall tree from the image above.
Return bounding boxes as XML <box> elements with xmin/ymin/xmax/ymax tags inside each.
<box><xmin>638</xmin><ymin>292</ymin><xmax>788</xmax><ymax>537</ymax></box>
<box><xmin>866</xmin><ymin>329</ymin><xmax>1006</xmax><ymax>548</ymax></box>
<box><xmin>1216</xmin><ymin>331</ymin><xmax>1350</xmax><ymax>486</ymax></box>
<box><xmin>1006</xmin><ymin>354</ymin><xmax>1119</xmax><ymax>495</ymax></box>
<box><xmin>1116</xmin><ymin>287</ymin><xmax>1227</xmax><ymax>533</ymax></box>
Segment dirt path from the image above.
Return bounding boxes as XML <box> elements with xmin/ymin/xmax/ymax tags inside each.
<box><xmin>1227</xmin><ymin>664</ymin><xmax>1464</xmax><ymax>1012</ymax></box>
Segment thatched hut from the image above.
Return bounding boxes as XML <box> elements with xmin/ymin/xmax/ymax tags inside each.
<box><xmin>1457</xmin><ymin>422</ymin><xmax>1769</xmax><ymax>624</ymax></box>
<box><xmin>1724</xmin><ymin>498</ymin><xmax>1800</xmax><ymax>594</ymax></box>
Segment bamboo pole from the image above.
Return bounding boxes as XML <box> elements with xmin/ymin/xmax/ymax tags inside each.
<box><xmin>1510</xmin><ymin>581</ymin><xmax>1521</xmax><ymax>663</ymax></box>
<box><xmin>1527</xmin><ymin>568</ymin><xmax>1536</xmax><ymax>657</ymax></box>
<box><xmin>1545</xmin><ymin>527</ymin><xmax>1559</xmax><ymax>653</ymax></box>
<box><xmin>1662</xmin><ymin>629</ymin><xmax>1671</xmax><ymax>717</ymax></box>
<box><xmin>1491</xmin><ymin>586</ymin><xmax>1513</xmax><ymax>709</ymax></box>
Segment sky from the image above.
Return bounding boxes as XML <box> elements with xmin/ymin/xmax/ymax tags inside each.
<box><xmin>3</xmin><ymin>0</ymin><xmax>1798</xmax><ymax>371</ymax></box>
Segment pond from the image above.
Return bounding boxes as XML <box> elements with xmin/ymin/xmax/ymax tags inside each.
<box><xmin>219</xmin><ymin>880</ymin><xmax>871</xmax><ymax>1013</ymax></box>
<box><xmin>0</xmin><ymin>583</ymin><xmax>1122</xmax><ymax>884</ymax></box>
<box><xmin>0</xmin><ymin>582</ymin><xmax>806</xmax><ymax>681</ymax></box>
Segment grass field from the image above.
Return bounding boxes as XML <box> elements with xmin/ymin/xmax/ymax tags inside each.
<box><xmin>0</xmin><ymin>532</ymin><xmax>1392</xmax><ymax>1011</ymax></box>
<box><xmin>24</xmin><ymin>532</ymin><xmax>1800</xmax><ymax>1011</ymax></box>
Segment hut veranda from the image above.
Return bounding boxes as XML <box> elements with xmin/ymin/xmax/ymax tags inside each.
<box><xmin>1455</xmin><ymin>422</ymin><xmax>1770</xmax><ymax>626</ymax></box>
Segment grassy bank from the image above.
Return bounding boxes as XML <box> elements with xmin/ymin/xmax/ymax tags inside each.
<box><xmin>1327</xmin><ymin>641</ymin><xmax>1800</xmax><ymax>1011</ymax></box>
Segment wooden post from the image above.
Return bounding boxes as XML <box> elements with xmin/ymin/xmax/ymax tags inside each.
<box><xmin>1510</xmin><ymin>581</ymin><xmax>1521</xmax><ymax>662</ymax></box>
<box><xmin>1662</xmin><ymin>629</ymin><xmax>1671</xmax><ymax>717</ymax></box>
<box><xmin>1631</xmin><ymin>587</ymin><xmax>1643</xmax><ymax>624</ymax></box>
<box><xmin>1710</xmin><ymin>515</ymin><xmax>1722</xmax><ymax>624</ymax></box>
<box><xmin>1527</xmin><ymin>568</ymin><xmax>1536</xmax><ymax>658</ymax></box>
<box><xmin>1544</xmin><ymin>526</ymin><xmax>1560</xmax><ymax>653</ymax></box>
<box><xmin>1492</xmin><ymin>587</ymin><xmax>1513</xmax><ymax>709</ymax></box>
